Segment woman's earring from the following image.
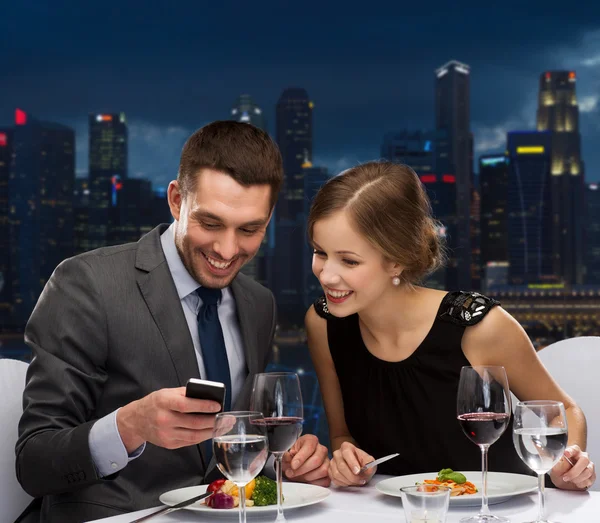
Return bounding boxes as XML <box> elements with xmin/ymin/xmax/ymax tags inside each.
<box><xmin>392</xmin><ymin>274</ymin><xmax>401</xmax><ymax>286</ymax></box>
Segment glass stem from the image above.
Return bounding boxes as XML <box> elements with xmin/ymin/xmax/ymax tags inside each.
<box><xmin>238</xmin><ymin>484</ymin><xmax>246</xmax><ymax>523</ymax></box>
<box><xmin>275</xmin><ymin>454</ymin><xmax>286</xmax><ymax>521</ymax></box>
<box><xmin>479</xmin><ymin>445</ymin><xmax>491</xmax><ymax>516</ymax></box>
<box><xmin>537</xmin><ymin>473</ymin><xmax>546</xmax><ymax>522</ymax></box>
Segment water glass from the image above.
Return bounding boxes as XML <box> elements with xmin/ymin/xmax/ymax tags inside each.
<box><xmin>212</xmin><ymin>411</ymin><xmax>269</xmax><ymax>523</ymax></box>
<box><xmin>400</xmin><ymin>485</ymin><xmax>451</xmax><ymax>523</ymax></box>
<box><xmin>513</xmin><ymin>400</ymin><xmax>568</xmax><ymax>523</ymax></box>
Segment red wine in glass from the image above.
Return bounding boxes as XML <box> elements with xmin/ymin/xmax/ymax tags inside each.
<box><xmin>251</xmin><ymin>372</ymin><xmax>303</xmax><ymax>522</ymax></box>
<box><xmin>458</xmin><ymin>412</ymin><xmax>511</xmax><ymax>446</ymax></box>
<box><xmin>252</xmin><ymin>416</ymin><xmax>304</xmax><ymax>453</ymax></box>
<box><xmin>456</xmin><ymin>365</ymin><xmax>511</xmax><ymax>523</ymax></box>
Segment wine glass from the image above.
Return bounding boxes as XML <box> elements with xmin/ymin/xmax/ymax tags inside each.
<box><xmin>457</xmin><ymin>366</ymin><xmax>512</xmax><ymax>523</ymax></box>
<box><xmin>250</xmin><ymin>372</ymin><xmax>304</xmax><ymax>522</ymax></box>
<box><xmin>212</xmin><ymin>411</ymin><xmax>269</xmax><ymax>523</ymax></box>
<box><xmin>513</xmin><ymin>401</ymin><xmax>568</xmax><ymax>523</ymax></box>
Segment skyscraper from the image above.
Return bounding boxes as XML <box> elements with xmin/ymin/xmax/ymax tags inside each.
<box><xmin>275</xmin><ymin>88</ymin><xmax>313</xmax><ymax>327</ymax></box>
<box><xmin>230</xmin><ymin>95</ymin><xmax>268</xmax><ymax>282</ymax></box>
<box><xmin>419</xmin><ymin>173</ymin><xmax>457</xmax><ymax>290</ymax></box>
<box><xmin>73</xmin><ymin>178</ymin><xmax>90</xmax><ymax>255</ymax></box>
<box><xmin>303</xmin><ymin>165</ymin><xmax>329</xmax><ymax>309</ymax></box>
<box><xmin>435</xmin><ymin>60</ymin><xmax>472</xmax><ymax>290</ymax></box>
<box><xmin>479</xmin><ymin>155</ymin><xmax>509</xmax><ymax>265</ymax></box>
<box><xmin>276</xmin><ymin>88</ymin><xmax>313</xmax><ymax>220</ymax></box>
<box><xmin>470</xmin><ymin>185</ymin><xmax>481</xmax><ymax>291</ymax></box>
<box><xmin>381</xmin><ymin>129</ymin><xmax>456</xmax><ymax>289</ymax></box>
<box><xmin>9</xmin><ymin>109</ymin><xmax>75</xmax><ymax>326</ymax></box>
<box><xmin>230</xmin><ymin>94</ymin><xmax>266</xmax><ymax>130</ymax></box>
<box><xmin>108</xmin><ymin>178</ymin><xmax>153</xmax><ymax>245</ymax></box>
<box><xmin>381</xmin><ymin>130</ymin><xmax>438</xmax><ymax>173</ymax></box>
<box><xmin>506</xmin><ymin>131</ymin><xmax>554</xmax><ymax>285</ymax></box>
<box><xmin>469</xmin><ymin>132</ymin><xmax>480</xmax><ymax>290</ymax></box>
<box><xmin>585</xmin><ymin>183</ymin><xmax>600</xmax><ymax>285</ymax></box>
<box><xmin>536</xmin><ymin>71</ymin><xmax>584</xmax><ymax>284</ymax></box>
<box><xmin>88</xmin><ymin>113</ymin><xmax>127</xmax><ymax>250</ymax></box>
<box><xmin>0</xmin><ymin>128</ymin><xmax>12</xmax><ymax>328</ymax></box>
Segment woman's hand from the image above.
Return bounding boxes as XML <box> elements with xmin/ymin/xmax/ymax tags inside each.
<box><xmin>329</xmin><ymin>441</ymin><xmax>376</xmax><ymax>487</ymax></box>
<box><xmin>550</xmin><ymin>445</ymin><xmax>596</xmax><ymax>490</ymax></box>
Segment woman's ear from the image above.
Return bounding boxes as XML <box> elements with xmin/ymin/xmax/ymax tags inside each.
<box><xmin>386</xmin><ymin>261</ymin><xmax>404</xmax><ymax>278</ymax></box>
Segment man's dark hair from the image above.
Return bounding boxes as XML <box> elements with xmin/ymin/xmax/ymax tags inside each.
<box><xmin>178</xmin><ymin>121</ymin><xmax>283</xmax><ymax>209</ymax></box>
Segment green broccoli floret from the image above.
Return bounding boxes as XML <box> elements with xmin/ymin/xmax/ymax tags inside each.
<box><xmin>251</xmin><ymin>475</ymin><xmax>278</xmax><ymax>506</ymax></box>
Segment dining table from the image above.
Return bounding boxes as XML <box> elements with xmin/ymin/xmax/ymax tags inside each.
<box><xmin>89</xmin><ymin>475</ymin><xmax>599</xmax><ymax>523</ymax></box>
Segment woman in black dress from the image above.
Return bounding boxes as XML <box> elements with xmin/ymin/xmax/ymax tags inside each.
<box><xmin>304</xmin><ymin>161</ymin><xmax>595</xmax><ymax>491</ymax></box>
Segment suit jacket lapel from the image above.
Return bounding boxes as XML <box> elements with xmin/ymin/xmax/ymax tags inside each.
<box><xmin>134</xmin><ymin>225</ymin><xmax>200</xmax><ymax>386</ymax></box>
<box><xmin>230</xmin><ymin>277</ymin><xmax>261</xmax><ymax>412</ymax></box>
<box><xmin>135</xmin><ymin>225</ymin><xmax>209</xmax><ymax>472</ymax></box>
<box><xmin>231</xmin><ymin>277</ymin><xmax>260</xmax><ymax>377</ymax></box>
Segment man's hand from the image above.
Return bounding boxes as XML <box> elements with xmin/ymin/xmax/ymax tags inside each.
<box><xmin>282</xmin><ymin>434</ymin><xmax>330</xmax><ymax>487</ymax></box>
<box><xmin>329</xmin><ymin>441</ymin><xmax>375</xmax><ymax>487</ymax></box>
<box><xmin>550</xmin><ymin>445</ymin><xmax>596</xmax><ymax>490</ymax></box>
<box><xmin>116</xmin><ymin>387</ymin><xmax>222</xmax><ymax>452</ymax></box>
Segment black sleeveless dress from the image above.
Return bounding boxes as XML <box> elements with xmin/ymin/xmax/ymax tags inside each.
<box><xmin>314</xmin><ymin>290</ymin><xmax>532</xmax><ymax>477</ymax></box>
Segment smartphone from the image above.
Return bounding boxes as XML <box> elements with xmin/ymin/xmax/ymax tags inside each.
<box><xmin>185</xmin><ymin>378</ymin><xmax>226</xmax><ymax>413</ymax></box>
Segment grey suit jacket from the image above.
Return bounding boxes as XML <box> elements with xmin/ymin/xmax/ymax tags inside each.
<box><xmin>15</xmin><ymin>224</ymin><xmax>277</xmax><ymax>522</ymax></box>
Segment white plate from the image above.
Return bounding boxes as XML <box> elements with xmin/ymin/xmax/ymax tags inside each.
<box><xmin>159</xmin><ymin>482</ymin><xmax>331</xmax><ymax>515</ymax></box>
<box><xmin>375</xmin><ymin>471</ymin><xmax>537</xmax><ymax>507</ymax></box>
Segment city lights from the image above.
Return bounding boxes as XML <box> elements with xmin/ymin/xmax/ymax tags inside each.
<box><xmin>516</xmin><ymin>146</ymin><xmax>545</xmax><ymax>154</ymax></box>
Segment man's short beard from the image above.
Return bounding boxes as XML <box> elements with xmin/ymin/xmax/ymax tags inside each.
<box><xmin>174</xmin><ymin>231</ymin><xmax>246</xmax><ymax>289</ymax></box>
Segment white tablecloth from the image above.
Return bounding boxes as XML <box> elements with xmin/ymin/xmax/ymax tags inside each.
<box><xmin>89</xmin><ymin>476</ymin><xmax>599</xmax><ymax>523</ymax></box>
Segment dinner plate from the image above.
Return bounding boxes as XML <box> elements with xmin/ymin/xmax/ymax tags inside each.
<box><xmin>375</xmin><ymin>471</ymin><xmax>537</xmax><ymax>507</ymax></box>
<box><xmin>159</xmin><ymin>482</ymin><xmax>331</xmax><ymax>515</ymax></box>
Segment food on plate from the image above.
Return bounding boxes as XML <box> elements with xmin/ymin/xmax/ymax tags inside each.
<box><xmin>207</xmin><ymin>478</ymin><xmax>226</xmax><ymax>493</ymax></box>
<box><xmin>208</xmin><ymin>491</ymin><xmax>236</xmax><ymax>509</ymax></box>
<box><xmin>252</xmin><ymin>475</ymin><xmax>278</xmax><ymax>506</ymax></box>
<box><xmin>437</xmin><ymin>468</ymin><xmax>467</xmax><ymax>484</ymax></box>
<box><xmin>419</xmin><ymin>468</ymin><xmax>478</xmax><ymax>496</ymax></box>
<box><xmin>205</xmin><ymin>476</ymin><xmax>278</xmax><ymax>508</ymax></box>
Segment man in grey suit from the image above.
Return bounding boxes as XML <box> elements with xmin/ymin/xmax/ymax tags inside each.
<box><xmin>16</xmin><ymin>121</ymin><xmax>330</xmax><ymax>522</ymax></box>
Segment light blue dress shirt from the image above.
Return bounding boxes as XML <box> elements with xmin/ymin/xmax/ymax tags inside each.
<box><xmin>89</xmin><ymin>223</ymin><xmax>247</xmax><ymax>477</ymax></box>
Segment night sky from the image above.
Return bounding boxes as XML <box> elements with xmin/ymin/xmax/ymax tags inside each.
<box><xmin>2</xmin><ymin>1</ymin><xmax>600</xmax><ymax>186</ymax></box>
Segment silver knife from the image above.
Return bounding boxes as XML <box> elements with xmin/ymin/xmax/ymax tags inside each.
<box><xmin>129</xmin><ymin>491</ymin><xmax>212</xmax><ymax>523</ymax></box>
<box><xmin>359</xmin><ymin>452</ymin><xmax>400</xmax><ymax>474</ymax></box>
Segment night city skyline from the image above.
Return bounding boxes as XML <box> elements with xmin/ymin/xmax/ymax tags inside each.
<box><xmin>3</xmin><ymin>1</ymin><xmax>600</xmax><ymax>187</ymax></box>
<box><xmin>2</xmin><ymin>2</ymin><xmax>600</xmax><ymax>458</ymax></box>
<box><xmin>2</xmin><ymin>1</ymin><xmax>600</xmax><ymax>342</ymax></box>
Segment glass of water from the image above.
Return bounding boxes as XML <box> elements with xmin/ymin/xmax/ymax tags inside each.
<box><xmin>213</xmin><ymin>411</ymin><xmax>269</xmax><ymax>523</ymax></box>
<box><xmin>513</xmin><ymin>401</ymin><xmax>568</xmax><ymax>523</ymax></box>
<box><xmin>400</xmin><ymin>485</ymin><xmax>452</xmax><ymax>522</ymax></box>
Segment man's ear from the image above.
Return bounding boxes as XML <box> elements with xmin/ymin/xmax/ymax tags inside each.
<box><xmin>167</xmin><ymin>181</ymin><xmax>183</xmax><ymax>222</ymax></box>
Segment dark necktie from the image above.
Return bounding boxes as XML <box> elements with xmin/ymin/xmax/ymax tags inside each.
<box><xmin>196</xmin><ymin>286</ymin><xmax>232</xmax><ymax>467</ymax></box>
<box><xmin>196</xmin><ymin>286</ymin><xmax>232</xmax><ymax>412</ymax></box>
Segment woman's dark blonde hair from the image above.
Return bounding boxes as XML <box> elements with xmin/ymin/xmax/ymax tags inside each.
<box><xmin>307</xmin><ymin>161</ymin><xmax>445</xmax><ymax>284</ymax></box>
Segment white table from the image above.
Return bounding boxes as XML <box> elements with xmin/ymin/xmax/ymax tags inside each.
<box><xmin>89</xmin><ymin>476</ymin><xmax>599</xmax><ymax>523</ymax></box>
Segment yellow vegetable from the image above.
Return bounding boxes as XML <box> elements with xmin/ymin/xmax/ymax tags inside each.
<box><xmin>223</xmin><ymin>478</ymin><xmax>256</xmax><ymax>500</ymax></box>
<box><xmin>222</xmin><ymin>480</ymin><xmax>237</xmax><ymax>495</ymax></box>
<box><xmin>245</xmin><ymin>479</ymin><xmax>256</xmax><ymax>499</ymax></box>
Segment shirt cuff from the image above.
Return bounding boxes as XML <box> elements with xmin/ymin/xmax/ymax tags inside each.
<box><xmin>89</xmin><ymin>408</ymin><xmax>146</xmax><ymax>478</ymax></box>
